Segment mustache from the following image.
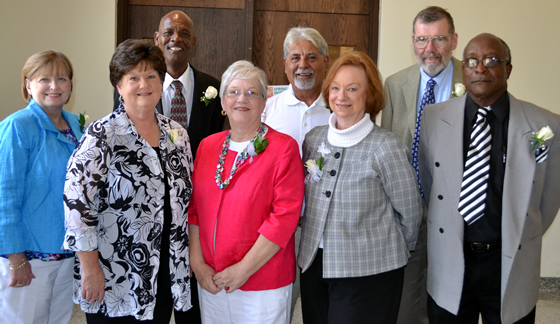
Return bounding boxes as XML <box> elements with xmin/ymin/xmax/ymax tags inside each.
<box><xmin>294</xmin><ymin>68</ymin><xmax>315</xmax><ymax>77</ymax></box>
<box><xmin>422</xmin><ymin>52</ymin><xmax>442</xmax><ymax>60</ymax></box>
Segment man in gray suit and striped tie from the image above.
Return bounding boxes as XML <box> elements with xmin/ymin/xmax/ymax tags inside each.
<box><xmin>419</xmin><ymin>33</ymin><xmax>560</xmax><ymax>323</ymax></box>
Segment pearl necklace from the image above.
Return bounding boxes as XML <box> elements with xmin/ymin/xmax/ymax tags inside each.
<box><xmin>215</xmin><ymin>124</ymin><xmax>266</xmax><ymax>189</ymax></box>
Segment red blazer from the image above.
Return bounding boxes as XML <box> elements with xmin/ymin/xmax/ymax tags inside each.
<box><xmin>188</xmin><ymin>126</ymin><xmax>304</xmax><ymax>291</ymax></box>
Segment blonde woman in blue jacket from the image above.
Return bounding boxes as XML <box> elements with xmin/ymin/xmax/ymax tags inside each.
<box><xmin>0</xmin><ymin>50</ymin><xmax>83</xmax><ymax>324</ymax></box>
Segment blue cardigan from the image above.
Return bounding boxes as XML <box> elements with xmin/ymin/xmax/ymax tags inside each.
<box><xmin>0</xmin><ymin>99</ymin><xmax>83</xmax><ymax>254</ymax></box>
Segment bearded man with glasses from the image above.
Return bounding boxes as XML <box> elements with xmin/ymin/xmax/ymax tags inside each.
<box><xmin>380</xmin><ymin>6</ymin><xmax>463</xmax><ymax>324</ymax></box>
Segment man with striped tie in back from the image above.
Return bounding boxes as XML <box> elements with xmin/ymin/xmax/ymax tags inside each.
<box><xmin>419</xmin><ymin>33</ymin><xmax>560</xmax><ymax>324</ymax></box>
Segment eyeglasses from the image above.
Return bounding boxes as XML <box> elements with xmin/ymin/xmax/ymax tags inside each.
<box><xmin>413</xmin><ymin>35</ymin><xmax>452</xmax><ymax>49</ymax></box>
<box><xmin>225</xmin><ymin>89</ymin><xmax>263</xmax><ymax>100</ymax></box>
<box><xmin>462</xmin><ymin>57</ymin><xmax>507</xmax><ymax>68</ymax></box>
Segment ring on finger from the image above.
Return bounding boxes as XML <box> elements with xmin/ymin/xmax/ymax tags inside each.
<box><xmin>16</xmin><ymin>283</ymin><xmax>22</xmax><ymax>286</ymax></box>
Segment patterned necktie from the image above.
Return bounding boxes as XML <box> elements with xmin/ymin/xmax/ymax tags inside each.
<box><xmin>458</xmin><ymin>106</ymin><xmax>492</xmax><ymax>225</ymax></box>
<box><xmin>411</xmin><ymin>78</ymin><xmax>436</xmax><ymax>196</ymax></box>
<box><xmin>170</xmin><ymin>80</ymin><xmax>188</xmax><ymax>129</ymax></box>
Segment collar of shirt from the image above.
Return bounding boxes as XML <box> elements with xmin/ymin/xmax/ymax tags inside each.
<box><xmin>465</xmin><ymin>91</ymin><xmax>510</xmax><ymax>126</ymax></box>
<box><xmin>162</xmin><ymin>64</ymin><xmax>194</xmax><ymax>121</ymax></box>
<box><xmin>417</xmin><ymin>59</ymin><xmax>454</xmax><ymax>112</ymax></box>
<box><xmin>284</xmin><ymin>83</ymin><xmax>327</xmax><ymax>109</ymax></box>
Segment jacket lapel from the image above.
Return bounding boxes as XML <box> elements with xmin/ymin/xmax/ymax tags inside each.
<box><xmin>405</xmin><ymin>67</ymin><xmax>421</xmax><ymax>139</ymax></box>
<box><xmin>188</xmin><ymin>66</ymin><xmax>204</xmax><ymax>137</ymax></box>
<box><xmin>439</xmin><ymin>96</ymin><xmax>468</xmax><ymax>233</ymax></box>
<box><xmin>448</xmin><ymin>57</ymin><xmax>464</xmax><ymax>100</ymax></box>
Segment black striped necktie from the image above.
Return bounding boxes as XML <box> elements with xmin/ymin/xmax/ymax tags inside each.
<box><xmin>458</xmin><ymin>106</ymin><xmax>492</xmax><ymax>225</ymax></box>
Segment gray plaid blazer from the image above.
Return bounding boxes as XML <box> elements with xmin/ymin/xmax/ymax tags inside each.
<box><xmin>298</xmin><ymin>125</ymin><xmax>422</xmax><ymax>278</ymax></box>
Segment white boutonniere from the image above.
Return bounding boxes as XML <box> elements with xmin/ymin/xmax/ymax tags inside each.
<box><xmin>201</xmin><ymin>86</ymin><xmax>218</xmax><ymax>106</ymax></box>
<box><xmin>452</xmin><ymin>83</ymin><xmax>466</xmax><ymax>97</ymax></box>
<box><xmin>167</xmin><ymin>129</ymin><xmax>182</xmax><ymax>144</ymax></box>
<box><xmin>531</xmin><ymin>126</ymin><xmax>554</xmax><ymax>150</ymax></box>
<box><xmin>305</xmin><ymin>159</ymin><xmax>323</xmax><ymax>183</ymax></box>
<box><xmin>79</xmin><ymin>112</ymin><xmax>90</xmax><ymax>132</ymax></box>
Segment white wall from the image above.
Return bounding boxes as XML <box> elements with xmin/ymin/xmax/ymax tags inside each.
<box><xmin>0</xmin><ymin>0</ymin><xmax>117</xmax><ymax>122</ymax></box>
<box><xmin>378</xmin><ymin>0</ymin><xmax>560</xmax><ymax>276</ymax></box>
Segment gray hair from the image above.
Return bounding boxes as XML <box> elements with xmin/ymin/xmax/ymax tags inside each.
<box><xmin>283</xmin><ymin>27</ymin><xmax>329</xmax><ymax>59</ymax></box>
<box><xmin>412</xmin><ymin>6</ymin><xmax>455</xmax><ymax>35</ymax></box>
<box><xmin>220</xmin><ymin>60</ymin><xmax>268</xmax><ymax>101</ymax></box>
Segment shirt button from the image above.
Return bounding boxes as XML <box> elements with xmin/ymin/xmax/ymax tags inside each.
<box><xmin>304</xmin><ymin>123</ymin><xmax>307</xmax><ymax>127</ymax></box>
<box><xmin>330</xmin><ymin>170</ymin><xmax>336</xmax><ymax>176</ymax></box>
<box><xmin>334</xmin><ymin>152</ymin><xmax>341</xmax><ymax>159</ymax></box>
<box><xmin>438</xmin><ymin>195</ymin><xmax>443</xmax><ymax>200</ymax></box>
<box><xmin>325</xmin><ymin>191</ymin><xmax>331</xmax><ymax>198</ymax></box>
<box><xmin>435</xmin><ymin>162</ymin><xmax>440</xmax><ymax>167</ymax></box>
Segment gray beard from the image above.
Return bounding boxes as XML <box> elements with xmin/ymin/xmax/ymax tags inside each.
<box><xmin>421</xmin><ymin>61</ymin><xmax>446</xmax><ymax>78</ymax></box>
<box><xmin>293</xmin><ymin>76</ymin><xmax>316</xmax><ymax>90</ymax></box>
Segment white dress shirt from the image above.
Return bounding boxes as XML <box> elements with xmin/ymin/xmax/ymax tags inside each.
<box><xmin>262</xmin><ymin>84</ymin><xmax>332</xmax><ymax>156</ymax></box>
<box><xmin>162</xmin><ymin>64</ymin><xmax>195</xmax><ymax>124</ymax></box>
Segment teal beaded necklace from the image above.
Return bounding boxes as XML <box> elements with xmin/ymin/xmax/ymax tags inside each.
<box><xmin>215</xmin><ymin>124</ymin><xmax>266</xmax><ymax>189</ymax></box>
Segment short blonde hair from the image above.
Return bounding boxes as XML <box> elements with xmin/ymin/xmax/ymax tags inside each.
<box><xmin>21</xmin><ymin>50</ymin><xmax>74</xmax><ymax>102</ymax></box>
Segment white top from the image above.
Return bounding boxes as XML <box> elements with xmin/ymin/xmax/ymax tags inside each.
<box><xmin>262</xmin><ymin>84</ymin><xmax>331</xmax><ymax>156</ymax></box>
<box><xmin>328</xmin><ymin>113</ymin><xmax>374</xmax><ymax>147</ymax></box>
<box><xmin>162</xmin><ymin>64</ymin><xmax>195</xmax><ymax>123</ymax></box>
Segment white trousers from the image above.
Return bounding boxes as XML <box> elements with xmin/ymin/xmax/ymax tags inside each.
<box><xmin>0</xmin><ymin>257</ymin><xmax>74</xmax><ymax>324</ymax></box>
<box><xmin>199</xmin><ymin>283</ymin><xmax>292</xmax><ymax>324</ymax></box>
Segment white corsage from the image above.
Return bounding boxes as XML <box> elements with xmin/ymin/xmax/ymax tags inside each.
<box><xmin>167</xmin><ymin>129</ymin><xmax>182</xmax><ymax>144</ymax></box>
<box><xmin>318</xmin><ymin>142</ymin><xmax>331</xmax><ymax>157</ymax></box>
<box><xmin>305</xmin><ymin>159</ymin><xmax>323</xmax><ymax>183</ymax></box>
<box><xmin>201</xmin><ymin>86</ymin><xmax>218</xmax><ymax>106</ymax></box>
<box><xmin>452</xmin><ymin>83</ymin><xmax>466</xmax><ymax>97</ymax></box>
<box><xmin>531</xmin><ymin>126</ymin><xmax>554</xmax><ymax>150</ymax></box>
<box><xmin>305</xmin><ymin>142</ymin><xmax>331</xmax><ymax>183</ymax></box>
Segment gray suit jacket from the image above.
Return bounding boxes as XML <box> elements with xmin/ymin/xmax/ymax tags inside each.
<box><xmin>418</xmin><ymin>93</ymin><xmax>560</xmax><ymax>323</ymax></box>
<box><xmin>298</xmin><ymin>125</ymin><xmax>422</xmax><ymax>278</ymax></box>
<box><xmin>381</xmin><ymin>57</ymin><xmax>463</xmax><ymax>150</ymax></box>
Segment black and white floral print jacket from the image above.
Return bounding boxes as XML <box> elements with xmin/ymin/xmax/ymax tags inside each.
<box><xmin>63</xmin><ymin>107</ymin><xmax>193</xmax><ymax>320</ymax></box>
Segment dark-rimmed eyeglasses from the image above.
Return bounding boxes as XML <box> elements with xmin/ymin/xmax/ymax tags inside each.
<box><xmin>225</xmin><ymin>90</ymin><xmax>263</xmax><ymax>100</ymax></box>
<box><xmin>413</xmin><ymin>35</ymin><xmax>452</xmax><ymax>49</ymax></box>
<box><xmin>462</xmin><ymin>57</ymin><xmax>507</xmax><ymax>68</ymax></box>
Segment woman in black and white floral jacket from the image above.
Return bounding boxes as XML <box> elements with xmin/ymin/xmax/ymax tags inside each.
<box><xmin>63</xmin><ymin>39</ymin><xmax>193</xmax><ymax>322</ymax></box>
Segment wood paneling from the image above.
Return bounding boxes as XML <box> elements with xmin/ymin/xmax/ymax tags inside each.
<box><xmin>117</xmin><ymin>0</ymin><xmax>380</xmax><ymax>84</ymax></box>
<box><xmin>253</xmin><ymin>11</ymin><xmax>370</xmax><ymax>85</ymax></box>
<box><xmin>129</xmin><ymin>0</ymin><xmax>245</xmax><ymax>10</ymax></box>
<box><xmin>255</xmin><ymin>0</ymin><xmax>370</xmax><ymax>15</ymax></box>
<box><xmin>126</xmin><ymin>6</ymin><xmax>246</xmax><ymax>80</ymax></box>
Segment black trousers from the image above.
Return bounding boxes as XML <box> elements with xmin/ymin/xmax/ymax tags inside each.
<box><xmin>428</xmin><ymin>245</ymin><xmax>536</xmax><ymax>324</ymax></box>
<box><xmin>301</xmin><ymin>249</ymin><xmax>404</xmax><ymax>324</ymax></box>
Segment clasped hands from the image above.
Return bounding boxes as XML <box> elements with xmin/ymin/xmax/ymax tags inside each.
<box><xmin>197</xmin><ymin>262</ymin><xmax>250</xmax><ymax>295</ymax></box>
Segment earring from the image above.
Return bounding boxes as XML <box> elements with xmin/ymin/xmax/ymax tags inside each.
<box><xmin>221</xmin><ymin>110</ymin><xmax>227</xmax><ymax>116</ymax></box>
<box><xmin>119</xmin><ymin>95</ymin><xmax>123</xmax><ymax>102</ymax></box>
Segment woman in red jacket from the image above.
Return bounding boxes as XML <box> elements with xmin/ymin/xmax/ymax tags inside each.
<box><xmin>188</xmin><ymin>60</ymin><xmax>304</xmax><ymax>323</ymax></box>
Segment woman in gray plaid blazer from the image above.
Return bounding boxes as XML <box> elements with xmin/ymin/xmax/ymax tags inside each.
<box><xmin>298</xmin><ymin>52</ymin><xmax>422</xmax><ymax>324</ymax></box>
